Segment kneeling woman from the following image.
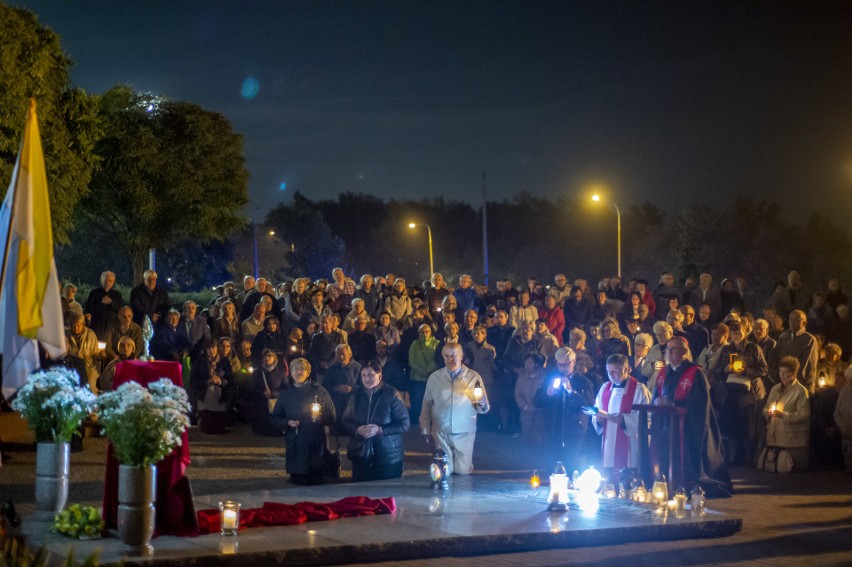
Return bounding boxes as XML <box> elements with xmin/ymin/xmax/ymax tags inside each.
<box><xmin>270</xmin><ymin>358</ymin><xmax>335</xmax><ymax>485</ymax></box>
<box><xmin>342</xmin><ymin>359</ymin><xmax>410</xmax><ymax>482</ymax></box>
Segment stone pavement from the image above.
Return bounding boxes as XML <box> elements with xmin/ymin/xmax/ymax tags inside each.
<box><xmin>2</xmin><ymin>412</ymin><xmax>851</xmax><ymax>566</ymax></box>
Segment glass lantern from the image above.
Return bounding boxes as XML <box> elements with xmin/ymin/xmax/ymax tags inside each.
<box><xmin>547</xmin><ymin>461</ymin><xmax>569</xmax><ymax>511</ymax></box>
<box><xmin>651</xmin><ymin>473</ymin><xmax>668</xmax><ymax>506</ymax></box>
<box><xmin>218</xmin><ymin>501</ymin><xmax>241</xmax><ymax>536</ymax></box>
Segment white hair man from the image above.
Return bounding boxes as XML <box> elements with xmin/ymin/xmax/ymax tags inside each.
<box><xmin>421</xmin><ymin>342</ymin><xmax>490</xmax><ymax>475</ymax></box>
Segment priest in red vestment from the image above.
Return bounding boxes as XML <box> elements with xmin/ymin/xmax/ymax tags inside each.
<box><xmin>652</xmin><ymin>337</ymin><xmax>733</xmax><ymax>496</ymax></box>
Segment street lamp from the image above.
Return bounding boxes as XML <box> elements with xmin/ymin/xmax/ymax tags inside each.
<box><xmin>408</xmin><ymin>222</ymin><xmax>434</xmax><ymax>276</ymax></box>
<box><xmin>591</xmin><ymin>194</ymin><xmax>621</xmax><ymax>278</ymax></box>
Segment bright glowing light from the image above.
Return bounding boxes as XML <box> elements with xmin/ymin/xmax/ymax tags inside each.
<box><xmin>591</xmin><ymin>194</ymin><xmax>601</xmax><ymax>202</ymax></box>
<box><xmin>576</xmin><ymin>492</ymin><xmax>599</xmax><ymax>514</ymax></box>
<box><xmin>241</xmin><ymin>77</ymin><xmax>260</xmax><ymax>100</ymax></box>
<box><xmin>575</xmin><ymin>467</ymin><xmax>603</xmax><ymax>494</ymax></box>
<box><xmin>279</xmin><ymin>182</ymin><xmax>287</xmax><ymax>191</ymax></box>
<box><xmin>269</xmin><ymin>230</ymin><xmax>275</xmax><ymax>236</ymax></box>
<box><xmin>408</xmin><ymin>223</ymin><xmax>416</xmax><ymax>228</ymax></box>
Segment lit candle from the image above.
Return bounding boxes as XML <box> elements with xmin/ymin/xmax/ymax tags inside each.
<box><xmin>222</xmin><ymin>509</ymin><xmax>237</xmax><ymax>530</ymax></box>
<box><xmin>97</xmin><ymin>341</ymin><xmax>107</xmax><ymax>351</ymax></box>
<box><xmin>291</xmin><ymin>345</ymin><xmax>298</xmax><ymax>352</ymax></box>
<box><xmin>247</xmin><ymin>366</ymin><xmax>254</xmax><ymax>373</ymax></box>
<box><xmin>530</xmin><ymin>470</ymin><xmax>541</xmax><ymax>489</ymax></box>
<box><xmin>732</xmin><ymin>360</ymin><xmax>744</xmax><ymax>373</ymax></box>
<box><xmin>310</xmin><ymin>396</ymin><xmax>321</xmax><ymax>421</ymax></box>
<box><xmin>552</xmin><ymin>377</ymin><xmax>561</xmax><ymax>390</ymax></box>
<box><xmin>770</xmin><ymin>402</ymin><xmax>777</xmax><ymax>413</ymax></box>
<box><xmin>818</xmin><ymin>376</ymin><xmax>826</xmax><ymax>388</ymax></box>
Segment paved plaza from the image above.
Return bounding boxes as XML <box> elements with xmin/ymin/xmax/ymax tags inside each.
<box><xmin>1</xmin><ymin>412</ymin><xmax>851</xmax><ymax>566</ymax></box>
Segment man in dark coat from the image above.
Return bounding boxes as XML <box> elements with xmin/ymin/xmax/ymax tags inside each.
<box><xmin>83</xmin><ymin>270</ymin><xmax>123</xmax><ymax>339</ymax></box>
<box><xmin>652</xmin><ymin>336</ymin><xmax>732</xmax><ymax>496</ymax></box>
<box><xmin>150</xmin><ymin>309</ymin><xmax>189</xmax><ymax>362</ymax></box>
<box><xmin>130</xmin><ymin>269</ymin><xmax>171</xmax><ymax>326</ymax></box>
<box><xmin>534</xmin><ymin>346</ymin><xmax>595</xmax><ymax>471</ymax></box>
<box><xmin>308</xmin><ymin>314</ymin><xmax>345</xmax><ymax>382</ymax></box>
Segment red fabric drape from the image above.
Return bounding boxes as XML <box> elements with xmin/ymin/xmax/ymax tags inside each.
<box><xmin>196</xmin><ymin>496</ymin><xmax>397</xmax><ymax>535</ymax></box>
<box><xmin>102</xmin><ymin>360</ymin><xmax>198</xmax><ymax>536</ymax></box>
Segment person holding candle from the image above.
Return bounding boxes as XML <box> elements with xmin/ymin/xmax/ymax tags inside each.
<box><xmin>763</xmin><ymin>356</ymin><xmax>811</xmax><ymax>470</ymax></box>
<box><xmin>420</xmin><ymin>343</ymin><xmax>490</xmax><ymax>475</ymax></box>
<box><xmin>534</xmin><ymin>347</ymin><xmax>595</xmax><ymax>473</ymax></box>
<box><xmin>588</xmin><ymin>353</ymin><xmax>651</xmax><ymax>471</ymax></box>
<box><xmin>270</xmin><ymin>358</ymin><xmax>335</xmax><ymax>485</ymax></box>
<box><xmin>341</xmin><ymin>359</ymin><xmax>410</xmax><ymax>482</ymax></box>
<box><xmin>711</xmin><ymin>321</ymin><xmax>768</xmax><ymax>466</ymax></box>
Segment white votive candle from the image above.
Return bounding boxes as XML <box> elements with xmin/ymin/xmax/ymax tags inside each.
<box><xmin>222</xmin><ymin>509</ymin><xmax>238</xmax><ymax>530</ymax></box>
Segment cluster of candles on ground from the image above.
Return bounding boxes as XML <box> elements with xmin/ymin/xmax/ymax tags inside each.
<box><xmin>534</xmin><ymin>463</ymin><xmax>706</xmax><ymax>515</ymax></box>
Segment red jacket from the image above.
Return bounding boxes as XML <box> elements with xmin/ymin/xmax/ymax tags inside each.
<box><xmin>539</xmin><ymin>307</ymin><xmax>565</xmax><ymax>345</ymax></box>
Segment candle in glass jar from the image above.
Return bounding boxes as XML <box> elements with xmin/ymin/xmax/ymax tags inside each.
<box><xmin>473</xmin><ymin>386</ymin><xmax>483</xmax><ymax>402</ymax></box>
<box><xmin>310</xmin><ymin>397</ymin><xmax>321</xmax><ymax>420</ymax></box>
<box><xmin>222</xmin><ymin>509</ymin><xmax>237</xmax><ymax>530</ymax></box>
<box><xmin>731</xmin><ymin>360</ymin><xmax>744</xmax><ymax>373</ymax></box>
<box><xmin>770</xmin><ymin>402</ymin><xmax>777</xmax><ymax>413</ymax></box>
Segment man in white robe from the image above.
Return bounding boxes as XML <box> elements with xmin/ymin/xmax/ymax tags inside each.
<box><xmin>588</xmin><ymin>353</ymin><xmax>651</xmax><ymax>469</ymax></box>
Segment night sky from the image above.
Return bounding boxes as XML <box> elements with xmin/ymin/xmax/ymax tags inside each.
<box><xmin>12</xmin><ymin>1</ymin><xmax>852</xmax><ymax>220</ymax></box>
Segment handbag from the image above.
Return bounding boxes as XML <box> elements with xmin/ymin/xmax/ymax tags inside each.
<box><xmin>347</xmin><ymin>437</ymin><xmax>374</xmax><ymax>463</ymax></box>
<box><xmin>321</xmin><ymin>432</ymin><xmax>341</xmax><ymax>479</ymax></box>
<box><xmin>323</xmin><ymin>443</ymin><xmax>341</xmax><ymax>479</ymax></box>
<box><xmin>757</xmin><ymin>446</ymin><xmax>794</xmax><ymax>473</ymax></box>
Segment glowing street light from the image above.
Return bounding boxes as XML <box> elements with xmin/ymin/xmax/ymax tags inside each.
<box><xmin>408</xmin><ymin>222</ymin><xmax>434</xmax><ymax>277</ymax></box>
<box><xmin>591</xmin><ymin>194</ymin><xmax>621</xmax><ymax>278</ymax></box>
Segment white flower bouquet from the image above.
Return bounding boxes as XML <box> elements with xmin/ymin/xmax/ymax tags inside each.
<box><xmin>97</xmin><ymin>379</ymin><xmax>190</xmax><ymax>468</ymax></box>
<box><xmin>10</xmin><ymin>368</ymin><xmax>96</xmax><ymax>443</ymax></box>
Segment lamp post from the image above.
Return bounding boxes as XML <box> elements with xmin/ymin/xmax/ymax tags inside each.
<box><xmin>591</xmin><ymin>194</ymin><xmax>621</xmax><ymax>278</ymax></box>
<box><xmin>408</xmin><ymin>222</ymin><xmax>434</xmax><ymax>276</ymax></box>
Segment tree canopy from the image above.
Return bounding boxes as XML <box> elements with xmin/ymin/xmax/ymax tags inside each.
<box><xmin>0</xmin><ymin>4</ymin><xmax>101</xmax><ymax>243</ymax></box>
<box><xmin>82</xmin><ymin>86</ymin><xmax>249</xmax><ymax>283</ymax></box>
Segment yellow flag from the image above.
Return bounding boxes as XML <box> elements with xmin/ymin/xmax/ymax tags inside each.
<box><xmin>14</xmin><ymin>99</ymin><xmax>54</xmax><ymax>338</ymax></box>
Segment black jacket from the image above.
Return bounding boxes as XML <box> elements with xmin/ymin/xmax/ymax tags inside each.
<box><xmin>269</xmin><ymin>381</ymin><xmax>335</xmax><ymax>475</ymax></box>
<box><xmin>534</xmin><ymin>372</ymin><xmax>595</xmax><ymax>441</ymax></box>
<box><xmin>129</xmin><ymin>284</ymin><xmax>171</xmax><ymax>326</ymax></box>
<box><xmin>342</xmin><ymin>384</ymin><xmax>410</xmax><ymax>467</ymax></box>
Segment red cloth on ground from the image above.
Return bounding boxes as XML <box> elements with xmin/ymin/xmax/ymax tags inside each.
<box><xmin>102</xmin><ymin>360</ymin><xmax>198</xmax><ymax>536</ymax></box>
<box><xmin>196</xmin><ymin>496</ymin><xmax>397</xmax><ymax>534</ymax></box>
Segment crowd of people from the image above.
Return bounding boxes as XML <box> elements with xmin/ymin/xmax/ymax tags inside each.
<box><xmin>56</xmin><ymin>266</ymin><xmax>852</xmax><ymax>487</ymax></box>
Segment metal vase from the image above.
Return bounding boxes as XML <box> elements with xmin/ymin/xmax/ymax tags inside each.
<box><xmin>35</xmin><ymin>442</ymin><xmax>70</xmax><ymax>517</ymax></box>
<box><xmin>117</xmin><ymin>464</ymin><xmax>157</xmax><ymax>553</ymax></box>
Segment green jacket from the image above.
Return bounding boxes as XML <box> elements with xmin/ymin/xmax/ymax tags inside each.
<box><xmin>409</xmin><ymin>336</ymin><xmax>439</xmax><ymax>382</ymax></box>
